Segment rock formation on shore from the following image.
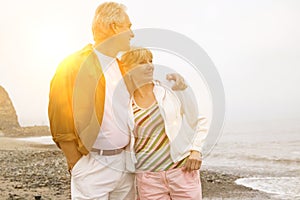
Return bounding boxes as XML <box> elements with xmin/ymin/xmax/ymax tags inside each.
<box><xmin>0</xmin><ymin>86</ymin><xmax>20</xmax><ymax>130</ymax></box>
<box><xmin>0</xmin><ymin>85</ymin><xmax>50</xmax><ymax>137</ymax></box>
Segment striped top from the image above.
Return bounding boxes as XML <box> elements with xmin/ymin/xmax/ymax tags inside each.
<box><xmin>132</xmin><ymin>99</ymin><xmax>186</xmax><ymax>172</ymax></box>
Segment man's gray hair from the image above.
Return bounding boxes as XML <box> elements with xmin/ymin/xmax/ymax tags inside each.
<box><xmin>92</xmin><ymin>2</ymin><xmax>127</xmax><ymax>42</ymax></box>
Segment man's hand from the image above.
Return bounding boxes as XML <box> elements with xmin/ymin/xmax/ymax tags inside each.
<box><xmin>182</xmin><ymin>150</ymin><xmax>202</xmax><ymax>172</ymax></box>
<box><xmin>59</xmin><ymin>141</ymin><xmax>82</xmax><ymax>171</ymax></box>
<box><xmin>166</xmin><ymin>73</ymin><xmax>187</xmax><ymax>91</ymax></box>
<box><xmin>68</xmin><ymin>153</ymin><xmax>82</xmax><ymax>171</ymax></box>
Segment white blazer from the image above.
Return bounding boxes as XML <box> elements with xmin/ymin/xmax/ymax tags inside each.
<box><xmin>125</xmin><ymin>81</ymin><xmax>209</xmax><ymax>172</ymax></box>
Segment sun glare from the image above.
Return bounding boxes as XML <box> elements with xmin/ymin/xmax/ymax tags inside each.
<box><xmin>33</xmin><ymin>26</ymin><xmax>73</xmax><ymax>63</ymax></box>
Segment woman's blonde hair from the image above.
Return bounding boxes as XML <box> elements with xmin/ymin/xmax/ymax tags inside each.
<box><xmin>120</xmin><ymin>47</ymin><xmax>153</xmax><ymax>71</ymax></box>
<box><xmin>92</xmin><ymin>2</ymin><xmax>127</xmax><ymax>42</ymax></box>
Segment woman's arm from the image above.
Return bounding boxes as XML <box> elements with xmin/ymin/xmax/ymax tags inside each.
<box><xmin>175</xmin><ymin>86</ymin><xmax>209</xmax><ymax>153</ymax></box>
<box><xmin>175</xmin><ymin>86</ymin><xmax>210</xmax><ymax>171</ymax></box>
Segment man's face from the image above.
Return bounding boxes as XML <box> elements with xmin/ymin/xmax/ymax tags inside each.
<box><xmin>112</xmin><ymin>14</ymin><xmax>134</xmax><ymax>52</ymax></box>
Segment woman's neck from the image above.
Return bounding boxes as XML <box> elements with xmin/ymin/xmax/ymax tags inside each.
<box><xmin>134</xmin><ymin>82</ymin><xmax>154</xmax><ymax>98</ymax></box>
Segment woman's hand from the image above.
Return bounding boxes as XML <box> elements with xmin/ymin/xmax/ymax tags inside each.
<box><xmin>182</xmin><ymin>150</ymin><xmax>202</xmax><ymax>172</ymax></box>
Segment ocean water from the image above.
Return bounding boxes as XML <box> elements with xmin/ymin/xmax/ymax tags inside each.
<box><xmin>203</xmin><ymin>121</ymin><xmax>300</xmax><ymax>199</ymax></box>
<box><xmin>235</xmin><ymin>177</ymin><xmax>300</xmax><ymax>199</ymax></box>
<box><xmin>15</xmin><ymin>136</ymin><xmax>54</xmax><ymax>145</ymax></box>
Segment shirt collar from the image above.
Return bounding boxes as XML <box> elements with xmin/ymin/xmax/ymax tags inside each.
<box><xmin>93</xmin><ymin>48</ymin><xmax>116</xmax><ymax>71</ymax></box>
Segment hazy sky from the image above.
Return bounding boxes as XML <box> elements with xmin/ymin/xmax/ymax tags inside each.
<box><xmin>0</xmin><ymin>0</ymin><xmax>299</xmax><ymax>126</ymax></box>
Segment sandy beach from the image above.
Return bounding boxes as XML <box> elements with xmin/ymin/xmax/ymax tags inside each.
<box><xmin>0</xmin><ymin>133</ymin><xmax>274</xmax><ymax>200</ymax></box>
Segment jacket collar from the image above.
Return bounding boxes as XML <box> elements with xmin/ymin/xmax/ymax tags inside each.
<box><xmin>152</xmin><ymin>80</ymin><xmax>167</xmax><ymax>104</ymax></box>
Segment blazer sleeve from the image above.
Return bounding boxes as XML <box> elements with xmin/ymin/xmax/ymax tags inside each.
<box><xmin>48</xmin><ymin>56</ymin><xmax>79</xmax><ymax>148</ymax></box>
<box><xmin>175</xmin><ymin>86</ymin><xmax>209</xmax><ymax>153</ymax></box>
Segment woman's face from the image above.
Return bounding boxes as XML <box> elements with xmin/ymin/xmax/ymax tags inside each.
<box><xmin>128</xmin><ymin>58</ymin><xmax>154</xmax><ymax>88</ymax></box>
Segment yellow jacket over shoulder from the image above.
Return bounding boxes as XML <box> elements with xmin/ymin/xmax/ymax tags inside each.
<box><xmin>48</xmin><ymin>44</ymin><xmax>111</xmax><ymax>168</ymax></box>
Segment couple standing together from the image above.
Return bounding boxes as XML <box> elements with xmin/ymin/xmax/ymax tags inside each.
<box><xmin>48</xmin><ymin>2</ymin><xmax>209</xmax><ymax>200</ymax></box>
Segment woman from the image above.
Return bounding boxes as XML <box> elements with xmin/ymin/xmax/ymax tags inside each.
<box><xmin>121</xmin><ymin>47</ymin><xmax>208</xmax><ymax>200</ymax></box>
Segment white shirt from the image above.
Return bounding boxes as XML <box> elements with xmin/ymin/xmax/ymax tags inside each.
<box><xmin>92</xmin><ymin>49</ymin><xmax>130</xmax><ymax>150</ymax></box>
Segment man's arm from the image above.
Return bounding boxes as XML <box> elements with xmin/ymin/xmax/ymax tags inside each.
<box><xmin>59</xmin><ymin>141</ymin><xmax>82</xmax><ymax>171</ymax></box>
<box><xmin>48</xmin><ymin>60</ymin><xmax>83</xmax><ymax>171</ymax></box>
<box><xmin>166</xmin><ymin>73</ymin><xmax>187</xmax><ymax>91</ymax></box>
<box><xmin>153</xmin><ymin>66</ymin><xmax>187</xmax><ymax>91</ymax></box>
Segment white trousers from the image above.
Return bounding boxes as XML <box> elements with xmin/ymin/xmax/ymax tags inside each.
<box><xmin>71</xmin><ymin>151</ymin><xmax>135</xmax><ymax>200</ymax></box>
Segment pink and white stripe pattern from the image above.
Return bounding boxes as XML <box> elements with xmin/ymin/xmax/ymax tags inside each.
<box><xmin>132</xmin><ymin>101</ymin><xmax>185</xmax><ymax>172</ymax></box>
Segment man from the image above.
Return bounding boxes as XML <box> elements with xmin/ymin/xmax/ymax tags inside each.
<box><xmin>48</xmin><ymin>2</ymin><xmax>186</xmax><ymax>200</ymax></box>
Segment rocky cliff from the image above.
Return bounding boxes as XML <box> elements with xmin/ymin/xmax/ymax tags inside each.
<box><xmin>0</xmin><ymin>86</ymin><xmax>50</xmax><ymax>137</ymax></box>
<box><xmin>0</xmin><ymin>86</ymin><xmax>20</xmax><ymax>130</ymax></box>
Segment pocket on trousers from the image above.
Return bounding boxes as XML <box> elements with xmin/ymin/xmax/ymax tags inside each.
<box><xmin>71</xmin><ymin>155</ymin><xmax>86</xmax><ymax>176</ymax></box>
<box><xmin>139</xmin><ymin>171</ymin><xmax>157</xmax><ymax>179</ymax></box>
<box><xmin>187</xmin><ymin>170</ymin><xmax>200</xmax><ymax>184</ymax></box>
<box><xmin>136</xmin><ymin>171</ymin><xmax>161</xmax><ymax>187</ymax></box>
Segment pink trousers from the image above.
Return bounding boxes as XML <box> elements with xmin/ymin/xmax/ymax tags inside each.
<box><xmin>136</xmin><ymin>168</ymin><xmax>202</xmax><ymax>200</ymax></box>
